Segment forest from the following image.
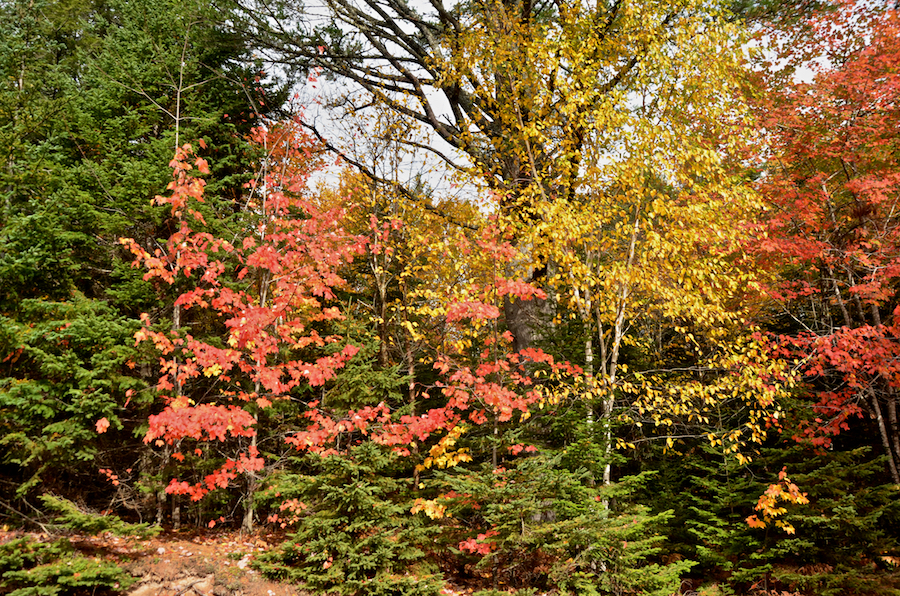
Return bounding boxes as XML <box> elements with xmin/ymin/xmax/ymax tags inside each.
<box><xmin>1</xmin><ymin>0</ymin><xmax>899</xmax><ymax>593</ymax></box>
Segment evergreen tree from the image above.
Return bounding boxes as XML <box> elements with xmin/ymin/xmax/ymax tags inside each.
<box><xmin>0</xmin><ymin>0</ymin><xmax>278</xmax><ymax>517</ymax></box>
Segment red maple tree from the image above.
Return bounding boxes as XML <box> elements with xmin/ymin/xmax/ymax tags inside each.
<box><xmin>121</xmin><ymin>124</ymin><xmax>365</xmax><ymax>501</ymax></box>
<box><xmin>284</xmin><ymin>218</ymin><xmax>579</xmax><ymax>457</ymax></box>
<box><xmin>753</xmin><ymin>1</ymin><xmax>900</xmax><ymax>481</ymax></box>
<box><xmin>121</xmin><ymin>123</ymin><xmax>568</xmax><ymax>514</ymax></box>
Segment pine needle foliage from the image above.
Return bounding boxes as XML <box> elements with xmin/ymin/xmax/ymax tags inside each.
<box><xmin>643</xmin><ymin>441</ymin><xmax>900</xmax><ymax>595</ymax></box>
<box><xmin>435</xmin><ymin>453</ymin><xmax>695</xmax><ymax>596</ymax></box>
<box><xmin>39</xmin><ymin>495</ymin><xmax>160</xmax><ymax>539</ymax></box>
<box><xmin>255</xmin><ymin>443</ymin><xmax>441</xmax><ymax>596</ymax></box>
<box><xmin>0</xmin><ymin>535</ymin><xmax>134</xmax><ymax>596</ymax></box>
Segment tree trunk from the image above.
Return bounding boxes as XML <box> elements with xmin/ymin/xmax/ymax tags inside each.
<box><xmin>172</xmin><ymin>495</ymin><xmax>181</xmax><ymax>530</ymax></box>
<box><xmin>886</xmin><ymin>390</ymin><xmax>900</xmax><ymax>478</ymax></box>
<box><xmin>503</xmin><ymin>292</ymin><xmax>544</xmax><ymax>353</ymax></box>
<box><xmin>869</xmin><ymin>391</ymin><xmax>900</xmax><ymax>484</ymax></box>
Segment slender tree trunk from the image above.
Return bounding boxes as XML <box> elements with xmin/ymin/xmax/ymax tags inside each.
<box><xmin>869</xmin><ymin>390</ymin><xmax>900</xmax><ymax>483</ymax></box>
<box><xmin>492</xmin><ymin>417</ymin><xmax>499</xmax><ymax>470</ymax></box>
<box><xmin>156</xmin><ymin>489</ymin><xmax>166</xmax><ymax>526</ymax></box>
<box><xmin>156</xmin><ymin>446</ymin><xmax>170</xmax><ymax>525</ymax></box>
<box><xmin>401</xmin><ymin>276</ymin><xmax>422</xmax><ymax>488</ymax></box>
<box><xmin>241</xmin><ymin>424</ymin><xmax>259</xmax><ymax>533</ymax></box>
<box><xmin>872</xmin><ymin>303</ymin><xmax>882</xmax><ymax>327</ymax></box>
<box><xmin>602</xmin><ymin>208</ymin><xmax>640</xmax><ymax>488</ymax></box>
<box><xmin>827</xmin><ymin>266</ymin><xmax>852</xmax><ymax>328</ymax></box>
<box><xmin>377</xmin><ymin>277</ymin><xmax>389</xmax><ymax>367</ymax></box>
<box><xmin>172</xmin><ymin>301</ymin><xmax>182</xmax><ymax>398</ymax></box>
<box><xmin>574</xmin><ymin>284</ymin><xmax>595</xmax><ymax>426</ymax></box>
<box><xmin>574</xmin><ymin>283</ymin><xmax>598</xmax><ymax>489</ymax></box>
<box><xmin>886</xmin><ymin>390</ymin><xmax>900</xmax><ymax>476</ymax></box>
<box><xmin>172</xmin><ymin>495</ymin><xmax>181</xmax><ymax>530</ymax></box>
<box><xmin>158</xmin><ymin>279</ymin><xmax>183</xmax><ymax>530</ymax></box>
<box><xmin>584</xmin><ymin>325</ymin><xmax>594</xmax><ymax>424</ymax></box>
<box><xmin>243</xmin><ymin>249</ymin><xmax>271</xmax><ymax>533</ymax></box>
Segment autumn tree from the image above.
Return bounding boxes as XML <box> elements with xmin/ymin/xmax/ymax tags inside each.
<box><xmin>0</xmin><ymin>0</ymin><xmax>275</xmax><ymax>509</ymax></box>
<box><xmin>540</xmin><ymin>166</ymin><xmax>788</xmax><ymax>479</ymax></box>
<box><xmin>235</xmin><ymin>0</ymin><xmax>765</xmax><ymax>352</ymax></box>
<box><xmin>121</xmin><ymin>124</ymin><xmax>364</xmax><ymax>530</ymax></box>
<box><xmin>753</xmin><ymin>0</ymin><xmax>900</xmax><ymax>482</ymax></box>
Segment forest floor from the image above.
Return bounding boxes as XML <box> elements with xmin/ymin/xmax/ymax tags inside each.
<box><xmin>0</xmin><ymin>528</ymin><xmax>479</xmax><ymax>596</ymax></box>
<box><xmin>2</xmin><ymin>527</ymin><xmax>291</xmax><ymax>595</ymax></box>
<box><xmin>6</xmin><ymin>526</ymin><xmax>895</xmax><ymax>596</ymax></box>
<box><xmin>115</xmin><ymin>530</ymin><xmax>293</xmax><ymax>596</ymax></box>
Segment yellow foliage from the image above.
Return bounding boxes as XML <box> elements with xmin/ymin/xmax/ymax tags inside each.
<box><xmin>203</xmin><ymin>364</ymin><xmax>223</xmax><ymax>377</ymax></box>
<box><xmin>746</xmin><ymin>467</ymin><xmax>810</xmax><ymax>534</ymax></box>
<box><xmin>416</xmin><ymin>425</ymin><xmax>473</xmax><ymax>472</ymax></box>
<box><xmin>309</xmin><ymin>0</ymin><xmax>788</xmax><ymax>464</ymax></box>
<box><xmin>411</xmin><ymin>498</ymin><xmax>449</xmax><ymax>520</ymax></box>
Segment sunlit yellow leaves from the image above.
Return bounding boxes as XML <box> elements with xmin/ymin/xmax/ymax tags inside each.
<box><xmin>203</xmin><ymin>364</ymin><xmax>223</xmax><ymax>377</ymax></box>
<box><xmin>417</xmin><ymin>425</ymin><xmax>473</xmax><ymax>472</ymax></box>
<box><xmin>288</xmin><ymin>0</ymin><xmax>787</xmax><ymax>477</ymax></box>
<box><xmin>411</xmin><ymin>498</ymin><xmax>449</xmax><ymax>520</ymax></box>
<box><xmin>401</xmin><ymin>320</ymin><xmax>422</xmax><ymax>341</ymax></box>
<box><xmin>612</xmin><ymin>328</ymin><xmax>794</xmax><ymax>455</ymax></box>
<box><xmin>746</xmin><ymin>467</ymin><xmax>810</xmax><ymax>534</ymax></box>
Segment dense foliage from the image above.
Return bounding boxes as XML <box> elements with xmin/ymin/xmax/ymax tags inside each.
<box><xmin>1</xmin><ymin>0</ymin><xmax>900</xmax><ymax>594</ymax></box>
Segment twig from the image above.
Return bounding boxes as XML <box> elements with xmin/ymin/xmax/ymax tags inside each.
<box><xmin>0</xmin><ymin>499</ymin><xmax>52</xmax><ymax>533</ymax></box>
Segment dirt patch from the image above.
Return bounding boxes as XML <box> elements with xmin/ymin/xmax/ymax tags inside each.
<box><xmin>122</xmin><ymin>532</ymin><xmax>299</xmax><ymax>596</ymax></box>
<box><xmin>1</xmin><ymin>528</ymin><xmax>300</xmax><ymax>596</ymax></box>
<box><xmin>126</xmin><ymin>571</ymin><xmax>293</xmax><ymax>596</ymax></box>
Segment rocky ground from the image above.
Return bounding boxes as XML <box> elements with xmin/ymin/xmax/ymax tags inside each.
<box><xmin>1</xmin><ymin>528</ymin><xmax>295</xmax><ymax>596</ymax></box>
<box><xmin>0</xmin><ymin>528</ymin><xmax>484</xmax><ymax>596</ymax></box>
